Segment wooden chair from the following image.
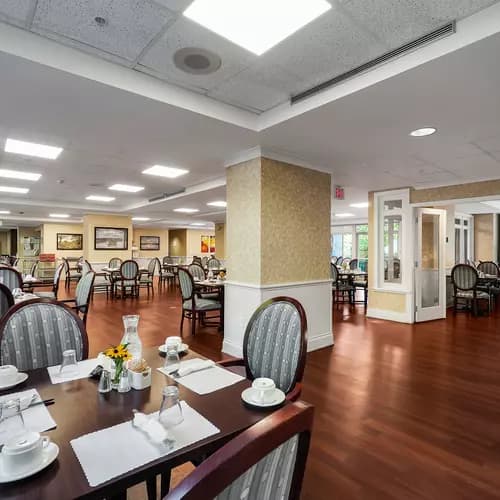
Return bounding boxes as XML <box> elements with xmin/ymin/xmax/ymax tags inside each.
<box><xmin>188</xmin><ymin>263</ymin><xmax>206</xmax><ymax>281</ymax></box>
<box><xmin>0</xmin><ymin>266</ymin><xmax>23</xmax><ymax>291</ymax></box>
<box><xmin>207</xmin><ymin>257</ymin><xmax>221</xmax><ymax>271</ymax></box>
<box><xmin>34</xmin><ymin>263</ymin><xmax>64</xmax><ymax>300</ymax></box>
<box><xmin>0</xmin><ymin>298</ymin><xmax>88</xmax><ymax>371</ymax></box>
<box><xmin>63</xmin><ymin>257</ymin><xmax>81</xmax><ymax>290</ymax></box>
<box><xmin>60</xmin><ymin>271</ymin><xmax>96</xmax><ymax>325</ymax></box>
<box><xmin>331</xmin><ymin>263</ymin><xmax>354</xmax><ymax>306</ymax></box>
<box><xmin>220</xmin><ymin>297</ymin><xmax>307</xmax><ymax>402</ymax></box>
<box><xmin>0</xmin><ymin>283</ymin><xmax>14</xmax><ymax>319</ymax></box>
<box><xmin>164</xmin><ymin>402</ymin><xmax>314</xmax><ymax>500</ymax></box>
<box><xmin>451</xmin><ymin>264</ymin><xmax>490</xmax><ymax>316</ymax></box>
<box><xmin>158</xmin><ymin>258</ymin><xmax>175</xmax><ymax>290</ymax></box>
<box><xmin>115</xmin><ymin>260</ymin><xmax>139</xmax><ymax>299</ymax></box>
<box><xmin>138</xmin><ymin>258</ymin><xmax>156</xmax><ymax>296</ymax></box>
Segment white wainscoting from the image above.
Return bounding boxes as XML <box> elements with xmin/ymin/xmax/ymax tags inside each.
<box><xmin>223</xmin><ymin>280</ymin><xmax>333</xmax><ymax>358</ymax></box>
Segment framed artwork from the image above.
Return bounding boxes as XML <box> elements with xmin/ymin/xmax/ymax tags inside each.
<box><xmin>209</xmin><ymin>235</ymin><xmax>216</xmax><ymax>253</ymax></box>
<box><xmin>201</xmin><ymin>235</ymin><xmax>209</xmax><ymax>253</ymax></box>
<box><xmin>94</xmin><ymin>227</ymin><xmax>128</xmax><ymax>250</ymax></box>
<box><xmin>140</xmin><ymin>235</ymin><xmax>160</xmax><ymax>251</ymax></box>
<box><xmin>57</xmin><ymin>233</ymin><xmax>83</xmax><ymax>251</ymax></box>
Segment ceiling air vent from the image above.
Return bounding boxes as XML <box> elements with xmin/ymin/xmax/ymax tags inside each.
<box><xmin>291</xmin><ymin>22</ymin><xmax>456</xmax><ymax>105</ymax></box>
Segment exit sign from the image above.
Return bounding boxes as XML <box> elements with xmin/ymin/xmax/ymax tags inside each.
<box><xmin>334</xmin><ymin>186</ymin><xmax>345</xmax><ymax>200</ymax></box>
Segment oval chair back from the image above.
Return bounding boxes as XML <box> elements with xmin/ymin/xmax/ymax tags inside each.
<box><xmin>243</xmin><ymin>297</ymin><xmax>307</xmax><ymax>395</ymax></box>
<box><xmin>0</xmin><ymin>298</ymin><xmax>88</xmax><ymax>371</ymax></box>
<box><xmin>52</xmin><ymin>263</ymin><xmax>65</xmax><ymax>299</ymax></box>
<box><xmin>29</xmin><ymin>260</ymin><xmax>39</xmax><ymax>277</ymax></box>
<box><xmin>331</xmin><ymin>256</ymin><xmax>338</xmax><ymax>264</ymax></box>
<box><xmin>178</xmin><ymin>268</ymin><xmax>194</xmax><ymax>301</ymax></box>
<box><xmin>207</xmin><ymin>257</ymin><xmax>221</xmax><ymax>270</ymax></box>
<box><xmin>81</xmin><ymin>260</ymin><xmax>92</xmax><ymax>276</ymax></box>
<box><xmin>75</xmin><ymin>271</ymin><xmax>95</xmax><ymax>324</ymax></box>
<box><xmin>191</xmin><ymin>256</ymin><xmax>202</xmax><ymax>266</ymax></box>
<box><xmin>336</xmin><ymin>256</ymin><xmax>344</xmax><ymax>266</ymax></box>
<box><xmin>0</xmin><ymin>266</ymin><xmax>23</xmax><ymax>291</ymax></box>
<box><xmin>330</xmin><ymin>262</ymin><xmax>339</xmax><ymax>284</ymax></box>
<box><xmin>477</xmin><ymin>261</ymin><xmax>499</xmax><ymax>277</ymax></box>
<box><xmin>349</xmin><ymin>258</ymin><xmax>358</xmax><ymax>270</ymax></box>
<box><xmin>0</xmin><ymin>283</ymin><xmax>14</xmax><ymax>318</ymax></box>
<box><xmin>108</xmin><ymin>257</ymin><xmax>122</xmax><ymax>269</ymax></box>
<box><xmin>188</xmin><ymin>264</ymin><xmax>206</xmax><ymax>281</ymax></box>
<box><xmin>201</xmin><ymin>256</ymin><xmax>209</xmax><ymax>267</ymax></box>
<box><xmin>451</xmin><ymin>264</ymin><xmax>478</xmax><ymax>291</ymax></box>
<box><xmin>120</xmin><ymin>260</ymin><xmax>139</xmax><ymax>280</ymax></box>
<box><xmin>147</xmin><ymin>258</ymin><xmax>157</xmax><ymax>276</ymax></box>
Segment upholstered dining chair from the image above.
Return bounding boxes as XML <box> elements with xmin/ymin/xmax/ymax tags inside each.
<box><xmin>0</xmin><ymin>298</ymin><xmax>88</xmax><ymax>371</ymax></box>
<box><xmin>349</xmin><ymin>258</ymin><xmax>358</xmax><ymax>270</ymax></box>
<box><xmin>115</xmin><ymin>260</ymin><xmax>139</xmax><ymax>299</ymax></box>
<box><xmin>0</xmin><ymin>283</ymin><xmax>14</xmax><ymax>319</ymax></box>
<box><xmin>63</xmin><ymin>257</ymin><xmax>82</xmax><ymax>290</ymax></box>
<box><xmin>220</xmin><ymin>297</ymin><xmax>307</xmax><ymax>401</ymax></box>
<box><xmin>188</xmin><ymin>263</ymin><xmax>206</xmax><ymax>281</ymax></box>
<box><xmin>207</xmin><ymin>257</ymin><xmax>221</xmax><ymax>270</ymax></box>
<box><xmin>60</xmin><ymin>271</ymin><xmax>96</xmax><ymax>325</ymax></box>
<box><xmin>330</xmin><ymin>263</ymin><xmax>354</xmax><ymax>306</ymax></box>
<box><xmin>451</xmin><ymin>264</ymin><xmax>490</xmax><ymax>316</ymax></box>
<box><xmin>0</xmin><ymin>266</ymin><xmax>23</xmax><ymax>291</ymax></box>
<box><xmin>331</xmin><ymin>256</ymin><xmax>338</xmax><ymax>264</ymax></box>
<box><xmin>34</xmin><ymin>263</ymin><xmax>64</xmax><ymax>300</ymax></box>
<box><xmin>157</xmin><ymin>258</ymin><xmax>175</xmax><ymax>290</ymax></box>
<box><xmin>477</xmin><ymin>261</ymin><xmax>500</xmax><ymax>277</ymax></box>
<box><xmin>164</xmin><ymin>402</ymin><xmax>314</xmax><ymax>500</ymax></box>
<box><xmin>29</xmin><ymin>260</ymin><xmax>39</xmax><ymax>278</ymax></box>
<box><xmin>108</xmin><ymin>257</ymin><xmax>122</xmax><ymax>269</ymax></box>
<box><xmin>138</xmin><ymin>258</ymin><xmax>156</xmax><ymax>296</ymax></box>
<box><xmin>191</xmin><ymin>256</ymin><xmax>202</xmax><ymax>266</ymax></box>
<box><xmin>178</xmin><ymin>268</ymin><xmax>221</xmax><ymax>337</ymax></box>
<box><xmin>201</xmin><ymin>256</ymin><xmax>209</xmax><ymax>267</ymax></box>
<box><xmin>336</xmin><ymin>256</ymin><xmax>344</xmax><ymax>266</ymax></box>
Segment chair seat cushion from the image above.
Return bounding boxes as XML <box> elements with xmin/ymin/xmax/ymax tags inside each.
<box><xmin>199</xmin><ymin>292</ymin><xmax>220</xmax><ymax>300</ymax></box>
<box><xmin>140</xmin><ymin>278</ymin><xmax>153</xmax><ymax>284</ymax></box>
<box><xmin>183</xmin><ymin>298</ymin><xmax>221</xmax><ymax>311</ymax></box>
<box><xmin>34</xmin><ymin>291</ymin><xmax>56</xmax><ymax>299</ymax></box>
<box><xmin>456</xmin><ymin>290</ymin><xmax>489</xmax><ymax>299</ymax></box>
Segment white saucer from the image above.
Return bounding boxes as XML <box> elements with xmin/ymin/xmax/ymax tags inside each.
<box><xmin>158</xmin><ymin>343</ymin><xmax>189</xmax><ymax>354</ymax></box>
<box><xmin>241</xmin><ymin>387</ymin><xmax>286</xmax><ymax>409</ymax></box>
<box><xmin>0</xmin><ymin>442</ymin><xmax>59</xmax><ymax>483</ymax></box>
<box><xmin>0</xmin><ymin>372</ymin><xmax>28</xmax><ymax>391</ymax></box>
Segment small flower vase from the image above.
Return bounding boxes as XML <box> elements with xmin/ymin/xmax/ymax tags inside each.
<box><xmin>111</xmin><ymin>358</ymin><xmax>124</xmax><ymax>390</ymax></box>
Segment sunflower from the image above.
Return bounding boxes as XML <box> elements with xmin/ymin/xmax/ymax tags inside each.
<box><xmin>103</xmin><ymin>343</ymin><xmax>130</xmax><ymax>359</ymax></box>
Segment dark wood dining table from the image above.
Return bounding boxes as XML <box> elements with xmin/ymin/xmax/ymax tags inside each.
<box><xmin>0</xmin><ymin>347</ymin><xmax>276</xmax><ymax>499</ymax></box>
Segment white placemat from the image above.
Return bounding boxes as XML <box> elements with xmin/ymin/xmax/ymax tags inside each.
<box><xmin>0</xmin><ymin>389</ymin><xmax>56</xmax><ymax>445</ymax></box>
<box><xmin>47</xmin><ymin>358</ymin><xmax>100</xmax><ymax>384</ymax></box>
<box><xmin>157</xmin><ymin>358</ymin><xmax>245</xmax><ymax>395</ymax></box>
<box><xmin>71</xmin><ymin>402</ymin><xmax>219</xmax><ymax>487</ymax></box>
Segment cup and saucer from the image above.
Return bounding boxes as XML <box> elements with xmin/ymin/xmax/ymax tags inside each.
<box><xmin>158</xmin><ymin>336</ymin><xmax>189</xmax><ymax>356</ymax></box>
<box><xmin>0</xmin><ymin>432</ymin><xmax>59</xmax><ymax>483</ymax></box>
<box><xmin>0</xmin><ymin>365</ymin><xmax>28</xmax><ymax>391</ymax></box>
<box><xmin>241</xmin><ymin>377</ymin><xmax>286</xmax><ymax>410</ymax></box>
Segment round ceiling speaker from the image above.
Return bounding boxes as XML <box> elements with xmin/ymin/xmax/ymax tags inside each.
<box><xmin>174</xmin><ymin>47</ymin><xmax>221</xmax><ymax>75</ymax></box>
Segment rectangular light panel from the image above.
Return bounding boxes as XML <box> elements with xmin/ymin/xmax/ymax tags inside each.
<box><xmin>0</xmin><ymin>186</ymin><xmax>29</xmax><ymax>194</ymax></box>
<box><xmin>109</xmin><ymin>184</ymin><xmax>144</xmax><ymax>193</ymax></box>
<box><xmin>5</xmin><ymin>138</ymin><xmax>63</xmax><ymax>159</ymax></box>
<box><xmin>0</xmin><ymin>169</ymin><xmax>41</xmax><ymax>181</ymax></box>
<box><xmin>142</xmin><ymin>165</ymin><xmax>189</xmax><ymax>178</ymax></box>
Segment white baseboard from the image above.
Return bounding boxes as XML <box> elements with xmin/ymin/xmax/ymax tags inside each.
<box><xmin>308</xmin><ymin>331</ymin><xmax>335</xmax><ymax>352</ymax></box>
<box><xmin>366</xmin><ymin>307</ymin><xmax>414</xmax><ymax>323</ymax></box>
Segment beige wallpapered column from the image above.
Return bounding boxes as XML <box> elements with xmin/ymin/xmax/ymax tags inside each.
<box><xmin>224</xmin><ymin>156</ymin><xmax>333</xmax><ymax>356</ymax></box>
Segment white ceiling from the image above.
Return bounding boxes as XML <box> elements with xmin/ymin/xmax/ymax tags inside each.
<box><xmin>0</xmin><ymin>0</ymin><xmax>497</xmax><ymax>113</ymax></box>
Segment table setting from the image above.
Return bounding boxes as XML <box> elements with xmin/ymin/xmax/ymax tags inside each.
<box><xmin>0</xmin><ymin>314</ymin><xmax>286</xmax><ymax>498</ymax></box>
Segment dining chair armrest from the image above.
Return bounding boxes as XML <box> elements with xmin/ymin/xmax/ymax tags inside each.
<box><xmin>285</xmin><ymin>383</ymin><xmax>302</xmax><ymax>402</ymax></box>
<box><xmin>59</xmin><ymin>298</ymin><xmax>77</xmax><ymax>306</ymax></box>
<box><xmin>218</xmin><ymin>358</ymin><xmax>244</xmax><ymax>368</ymax></box>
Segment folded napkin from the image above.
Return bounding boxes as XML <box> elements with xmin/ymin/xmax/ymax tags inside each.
<box><xmin>176</xmin><ymin>359</ymin><xmax>215</xmax><ymax>378</ymax></box>
<box><xmin>133</xmin><ymin>412</ymin><xmax>169</xmax><ymax>444</ymax></box>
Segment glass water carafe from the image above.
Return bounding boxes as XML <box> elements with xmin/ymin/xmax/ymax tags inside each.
<box><xmin>121</xmin><ymin>315</ymin><xmax>142</xmax><ymax>362</ymax></box>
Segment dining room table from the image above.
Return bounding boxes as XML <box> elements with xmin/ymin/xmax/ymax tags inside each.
<box><xmin>0</xmin><ymin>346</ymin><xmax>278</xmax><ymax>499</ymax></box>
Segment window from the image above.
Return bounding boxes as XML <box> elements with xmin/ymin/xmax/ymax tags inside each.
<box><xmin>331</xmin><ymin>225</ymin><xmax>366</xmax><ymax>260</ymax></box>
<box><xmin>332</xmin><ymin>233</ymin><xmax>342</xmax><ymax>257</ymax></box>
<box><xmin>454</xmin><ymin>215</ymin><xmax>473</xmax><ymax>263</ymax></box>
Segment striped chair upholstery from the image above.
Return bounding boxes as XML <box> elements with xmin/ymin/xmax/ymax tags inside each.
<box><xmin>349</xmin><ymin>258</ymin><xmax>358</xmax><ymax>270</ymax></box>
<box><xmin>81</xmin><ymin>260</ymin><xmax>92</xmax><ymax>276</ymax></box>
<box><xmin>0</xmin><ymin>300</ymin><xmax>88</xmax><ymax>371</ymax></box>
<box><xmin>207</xmin><ymin>257</ymin><xmax>221</xmax><ymax>270</ymax></box>
<box><xmin>452</xmin><ymin>264</ymin><xmax>478</xmax><ymax>292</ymax></box>
<box><xmin>244</xmin><ymin>298</ymin><xmax>306</xmax><ymax>394</ymax></box>
<box><xmin>75</xmin><ymin>271</ymin><xmax>95</xmax><ymax>316</ymax></box>
<box><xmin>201</xmin><ymin>256</ymin><xmax>209</xmax><ymax>267</ymax></box>
<box><xmin>0</xmin><ymin>267</ymin><xmax>23</xmax><ymax>291</ymax></box>
<box><xmin>179</xmin><ymin>268</ymin><xmax>194</xmax><ymax>300</ymax></box>
<box><xmin>35</xmin><ymin>263</ymin><xmax>64</xmax><ymax>300</ymax></box>
<box><xmin>115</xmin><ymin>260</ymin><xmax>139</xmax><ymax>298</ymax></box>
<box><xmin>188</xmin><ymin>264</ymin><xmax>206</xmax><ymax>281</ymax></box>
<box><xmin>0</xmin><ymin>283</ymin><xmax>14</xmax><ymax>318</ymax></box>
<box><xmin>477</xmin><ymin>261</ymin><xmax>499</xmax><ymax>277</ymax></box>
<box><xmin>108</xmin><ymin>257</ymin><xmax>122</xmax><ymax>269</ymax></box>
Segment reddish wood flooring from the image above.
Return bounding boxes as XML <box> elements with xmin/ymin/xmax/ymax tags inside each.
<box><xmin>62</xmin><ymin>282</ymin><xmax>500</xmax><ymax>499</ymax></box>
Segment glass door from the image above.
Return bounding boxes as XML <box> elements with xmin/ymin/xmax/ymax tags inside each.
<box><xmin>415</xmin><ymin>208</ymin><xmax>446</xmax><ymax>322</ymax></box>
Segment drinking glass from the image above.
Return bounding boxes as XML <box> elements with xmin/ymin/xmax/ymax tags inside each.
<box><xmin>59</xmin><ymin>349</ymin><xmax>79</xmax><ymax>377</ymax></box>
<box><xmin>98</xmin><ymin>370</ymin><xmax>112</xmax><ymax>393</ymax></box>
<box><xmin>164</xmin><ymin>338</ymin><xmax>181</xmax><ymax>372</ymax></box>
<box><xmin>0</xmin><ymin>398</ymin><xmax>26</xmax><ymax>439</ymax></box>
<box><xmin>159</xmin><ymin>386</ymin><xmax>184</xmax><ymax>429</ymax></box>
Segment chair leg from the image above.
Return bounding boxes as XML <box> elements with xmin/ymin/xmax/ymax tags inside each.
<box><xmin>146</xmin><ymin>476</ymin><xmax>157</xmax><ymax>500</ymax></box>
<box><xmin>160</xmin><ymin>469</ymin><xmax>172</xmax><ymax>498</ymax></box>
<box><xmin>191</xmin><ymin>310</ymin><xmax>196</xmax><ymax>337</ymax></box>
<box><xmin>180</xmin><ymin>311</ymin><xmax>185</xmax><ymax>336</ymax></box>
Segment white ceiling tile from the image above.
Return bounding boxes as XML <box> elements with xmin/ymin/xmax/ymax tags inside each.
<box><xmin>32</xmin><ymin>0</ymin><xmax>174</xmax><ymax>62</ymax></box>
<box><xmin>138</xmin><ymin>17</ymin><xmax>255</xmax><ymax>92</ymax></box>
<box><xmin>0</xmin><ymin>0</ymin><xmax>36</xmax><ymax>28</ymax></box>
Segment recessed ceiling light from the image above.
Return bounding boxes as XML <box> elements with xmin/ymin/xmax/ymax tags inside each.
<box><xmin>207</xmin><ymin>201</ymin><xmax>227</xmax><ymax>208</ymax></box>
<box><xmin>86</xmin><ymin>195</ymin><xmax>116</xmax><ymax>202</ymax></box>
<box><xmin>0</xmin><ymin>169</ymin><xmax>41</xmax><ymax>181</ymax></box>
<box><xmin>142</xmin><ymin>165</ymin><xmax>189</xmax><ymax>179</ymax></box>
<box><xmin>409</xmin><ymin>127</ymin><xmax>437</xmax><ymax>137</ymax></box>
<box><xmin>349</xmin><ymin>202</ymin><xmax>368</xmax><ymax>208</ymax></box>
<box><xmin>109</xmin><ymin>184</ymin><xmax>144</xmax><ymax>193</ymax></box>
<box><xmin>132</xmin><ymin>217</ymin><xmax>151</xmax><ymax>221</ymax></box>
<box><xmin>183</xmin><ymin>0</ymin><xmax>332</xmax><ymax>55</ymax></box>
<box><xmin>0</xmin><ymin>210</ymin><xmax>11</xmax><ymax>214</ymax></box>
<box><xmin>0</xmin><ymin>186</ymin><xmax>29</xmax><ymax>194</ymax></box>
<box><xmin>49</xmin><ymin>213</ymin><xmax>70</xmax><ymax>218</ymax></box>
<box><xmin>334</xmin><ymin>213</ymin><xmax>355</xmax><ymax>218</ymax></box>
<box><xmin>5</xmin><ymin>138</ymin><xmax>63</xmax><ymax>159</ymax></box>
<box><xmin>174</xmin><ymin>208</ymin><xmax>199</xmax><ymax>213</ymax></box>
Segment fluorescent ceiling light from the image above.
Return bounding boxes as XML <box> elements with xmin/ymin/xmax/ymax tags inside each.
<box><xmin>0</xmin><ymin>210</ymin><xmax>11</xmax><ymax>214</ymax></box>
<box><xmin>174</xmin><ymin>208</ymin><xmax>199</xmax><ymax>213</ymax></box>
<box><xmin>0</xmin><ymin>169</ymin><xmax>41</xmax><ymax>181</ymax></box>
<box><xmin>334</xmin><ymin>213</ymin><xmax>355</xmax><ymax>218</ymax></box>
<box><xmin>184</xmin><ymin>0</ymin><xmax>331</xmax><ymax>55</ymax></box>
<box><xmin>5</xmin><ymin>138</ymin><xmax>63</xmax><ymax>159</ymax></box>
<box><xmin>409</xmin><ymin>127</ymin><xmax>436</xmax><ymax>137</ymax></box>
<box><xmin>207</xmin><ymin>201</ymin><xmax>227</xmax><ymax>208</ymax></box>
<box><xmin>132</xmin><ymin>217</ymin><xmax>151</xmax><ymax>221</ymax></box>
<box><xmin>142</xmin><ymin>165</ymin><xmax>189</xmax><ymax>178</ymax></box>
<box><xmin>109</xmin><ymin>184</ymin><xmax>144</xmax><ymax>193</ymax></box>
<box><xmin>86</xmin><ymin>195</ymin><xmax>115</xmax><ymax>202</ymax></box>
<box><xmin>0</xmin><ymin>186</ymin><xmax>29</xmax><ymax>194</ymax></box>
<box><xmin>481</xmin><ymin>200</ymin><xmax>500</xmax><ymax>210</ymax></box>
<box><xmin>349</xmin><ymin>202</ymin><xmax>368</xmax><ymax>208</ymax></box>
<box><xmin>49</xmin><ymin>213</ymin><xmax>70</xmax><ymax>218</ymax></box>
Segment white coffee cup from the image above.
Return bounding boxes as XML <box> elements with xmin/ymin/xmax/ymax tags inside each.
<box><xmin>0</xmin><ymin>365</ymin><xmax>18</xmax><ymax>386</ymax></box>
<box><xmin>252</xmin><ymin>377</ymin><xmax>276</xmax><ymax>404</ymax></box>
<box><xmin>1</xmin><ymin>432</ymin><xmax>51</xmax><ymax>474</ymax></box>
<box><xmin>165</xmin><ymin>336</ymin><xmax>182</xmax><ymax>351</ymax></box>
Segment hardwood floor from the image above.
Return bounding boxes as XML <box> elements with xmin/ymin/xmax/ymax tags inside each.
<box><xmin>63</xmin><ymin>282</ymin><xmax>500</xmax><ymax>499</ymax></box>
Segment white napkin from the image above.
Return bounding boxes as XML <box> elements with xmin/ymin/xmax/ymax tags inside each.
<box><xmin>133</xmin><ymin>412</ymin><xmax>169</xmax><ymax>444</ymax></box>
<box><xmin>158</xmin><ymin>358</ymin><xmax>245</xmax><ymax>395</ymax></box>
<box><xmin>47</xmin><ymin>357</ymin><xmax>101</xmax><ymax>384</ymax></box>
<box><xmin>0</xmin><ymin>389</ymin><xmax>56</xmax><ymax>445</ymax></box>
<box><xmin>71</xmin><ymin>402</ymin><xmax>219</xmax><ymax>487</ymax></box>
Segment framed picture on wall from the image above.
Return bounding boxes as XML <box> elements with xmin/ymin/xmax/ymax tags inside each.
<box><xmin>57</xmin><ymin>233</ymin><xmax>83</xmax><ymax>251</ymax></box>
<box><xmin>201</xmin><ymin>235</ymin><xmax>209</xmax><ymax>253</ymax></box>
<box><xmin>140</xmin><ymin>236</ymin><xmax>160</xmax><ymax>251</ymax></box>
<box><xmin>209</xmin><ymin>235</ymin><xmax>216</xmax><ymax>253</ymax></box>
<box><xmin>94</xmin><ymin>227</ymin><xmax>128</xmax><ymax>250</ymax></box>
